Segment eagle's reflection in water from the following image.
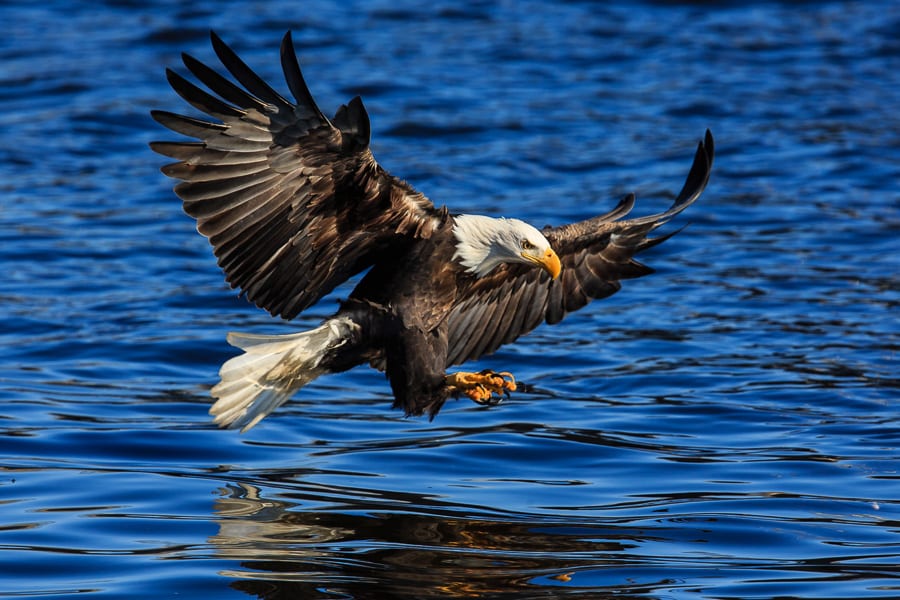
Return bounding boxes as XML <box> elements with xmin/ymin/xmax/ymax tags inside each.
<box><xmin>210</xmin><ymin>481</ymin><xmax>641</xmax><ymax>599</ymax></box>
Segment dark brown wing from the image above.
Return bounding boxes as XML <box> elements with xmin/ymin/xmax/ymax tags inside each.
<box><xmin>151</xmin><ymin>32</ymin><xmax>443</xmax><ymax>319</ymax></box>
<box><xmin>446</xmin><ymin>130</ymin><xmax>714</xmax><ymax>366</ymax></box>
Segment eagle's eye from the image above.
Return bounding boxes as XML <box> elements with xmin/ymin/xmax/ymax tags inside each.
<box><xmin>521</xmin><ymin>239</ymin><xmax>535</xmax><ymax>251</ymax></box>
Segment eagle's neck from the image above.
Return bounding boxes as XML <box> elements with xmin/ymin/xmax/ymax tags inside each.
<box><xmin>452</xmin><ymin>214</ymin><xmax>509</xmax><ymax>278</ymax></box>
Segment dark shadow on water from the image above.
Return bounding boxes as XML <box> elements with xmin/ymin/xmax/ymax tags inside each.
<box><xmin>207</xmin><ymin>476</ymin><xmax>899</xmax><ymax>600</ymax></box>
<box><xmin>210</xmin><ymin>482</ymin><xmax>663</xmax><ymax>599</ymax></box>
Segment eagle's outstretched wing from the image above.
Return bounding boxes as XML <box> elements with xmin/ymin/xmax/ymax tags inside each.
<box><xmin>151</xmin><ymin>32</ymin><xmax>444</xmax><ymax>320</ymax></box>
<box><xmin>446</xmin><ymin>130</ymin><xmax>714</xmax><ymax>366</ymax></box>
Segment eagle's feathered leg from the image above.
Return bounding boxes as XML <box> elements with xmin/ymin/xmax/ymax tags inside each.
<box><xmin>445</xmin><ymin>370</ymin><xmax>517</xmax><ymax>405</ymax></box>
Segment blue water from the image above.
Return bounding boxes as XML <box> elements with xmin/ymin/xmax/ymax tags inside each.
<box><xmin>2</xmin><ymin>1</ymin><xmax>898</xmax><ymax>597</ymax></box>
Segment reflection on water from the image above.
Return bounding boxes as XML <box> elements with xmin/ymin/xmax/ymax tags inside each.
<box><xmin>207</xmin><ymin>473</ymin><xmax>898</xmax><ymax>599</ymax></box>
<box><xmin>211</xmin><ymin>482</ymin><xmax>635</xmax><ymax>598</ymax></box>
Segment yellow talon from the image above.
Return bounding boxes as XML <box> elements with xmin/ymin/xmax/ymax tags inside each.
<box><xmin>492</xmin><ymin>371</ymin><xmax>516</xmax><ymax>392</ymax></box>
<box><xmin>445</xmin><ymin>370</ymin><xmax>517</xmax><ymax>405</ymax></box>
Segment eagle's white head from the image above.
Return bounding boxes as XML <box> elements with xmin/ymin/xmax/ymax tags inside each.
<box><xmin>452</xmin><ymin>214</ymin><xmax>562</xmax><ymax>279</ymax></box>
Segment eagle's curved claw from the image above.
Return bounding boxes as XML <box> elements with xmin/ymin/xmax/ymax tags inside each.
<box><xmin>446</xmin><ymin>370</ymin><xmax>516</xmax><ymax>406</ymax></box>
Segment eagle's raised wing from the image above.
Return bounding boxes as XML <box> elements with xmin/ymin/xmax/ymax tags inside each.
<box><xmin>151</xmin><ymin>32</ymin><xmax>444</xmax><ymax>320</ymax></box>
<box><xmin>446</xmin><ymin>130</ymin><xmax>714</xmax><ymax>366</ymax></box>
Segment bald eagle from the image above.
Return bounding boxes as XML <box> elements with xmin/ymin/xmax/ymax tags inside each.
<box><xmin>151</xmin><ymin>32</ymin><xmax>714</xmax><ymax>431</ymax></box>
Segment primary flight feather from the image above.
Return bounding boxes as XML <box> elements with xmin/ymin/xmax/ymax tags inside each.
<box><xmin>151</xmin><ymin>31</ymin><xmax>714</xmax><ymax>431</ymax></box>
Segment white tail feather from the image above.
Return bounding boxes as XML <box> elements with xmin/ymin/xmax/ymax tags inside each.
<box><xmin>209</xmin><ymin>317</ymin><xmax>358</xmax><ymax>432</ymax></box>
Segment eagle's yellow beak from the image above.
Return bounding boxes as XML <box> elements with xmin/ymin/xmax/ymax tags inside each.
<box><xmin>523</xmin><ymin>247</ymin><xmax>562</xmax><ymax>279</ymax></box>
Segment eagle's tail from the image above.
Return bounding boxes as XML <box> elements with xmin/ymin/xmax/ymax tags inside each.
<box><xmin>209</xmin><ymin>317</ymin><xmax>358</xmax><ymax>432</ymax></box>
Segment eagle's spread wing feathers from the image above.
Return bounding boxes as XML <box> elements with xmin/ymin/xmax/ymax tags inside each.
<box><xmin>446</xmin><ymin>130</ymin><xmax>714</xmax><ymax>366</ymax></box>
<box><xmin>151</xmin><ymin>32</ymin><xmax>443</xmax><ymax>319</ymax></box>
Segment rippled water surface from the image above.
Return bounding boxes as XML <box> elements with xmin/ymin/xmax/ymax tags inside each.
<box><xmin>2</xmin><ymin>1</ymin><xmax>898</xmax><ymax>598</ymax></box>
